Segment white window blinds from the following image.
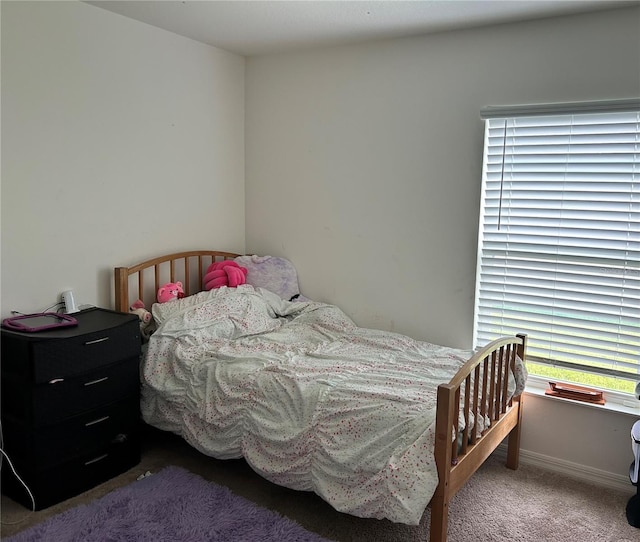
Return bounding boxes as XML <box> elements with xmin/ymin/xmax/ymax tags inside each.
<box><xmin>474</xmin><ymin>102</ymin><xmax>640</xmax><ymax>381</ymax></box>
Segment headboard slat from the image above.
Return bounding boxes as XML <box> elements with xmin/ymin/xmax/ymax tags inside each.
<box><xmin>138</xmin><ymin>273</ymin><xmax>144</xmax><ymax>306</ymax></box>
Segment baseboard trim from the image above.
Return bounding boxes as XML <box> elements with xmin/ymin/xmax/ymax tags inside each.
<box><xmin>494</xmin><ymin>444</ymin><xmax>632</xmax><ymax>493</ymax></box>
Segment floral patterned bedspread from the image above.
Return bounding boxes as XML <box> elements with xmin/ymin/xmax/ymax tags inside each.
<box><xmin>141</xmin><ymin>285</ymin><xmax>526</xmax><ymax>525</ymax></box>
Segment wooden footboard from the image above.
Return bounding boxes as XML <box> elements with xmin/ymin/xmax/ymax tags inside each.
<box><xmin>114</xmin><ymin>250</ymin><xmax>240</xmax><ymax>313</ymax></box>
<box><xmin>430</xmin><ymin>334</ymin><xmax>527</xmax><ymax>542</ymax></box>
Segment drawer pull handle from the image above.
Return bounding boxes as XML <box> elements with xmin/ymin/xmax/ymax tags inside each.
<box><xmin>85</xmin><ymin>337</ymin><xmax>109</xmax><ymax>345</ymax></box>
<box><xmin>85</xmin><ymin>416</ymin><xmax>110</xmax><ymax>427</ymax></box>
<box><xmin>84</xmin><ymin>376</ymin><xmax>108</xmax><ymax>387</ymax></box>
<box><xmin>85</xmin><ymin>454</ymin><xmax>108</xmax><ymax>466</ymax></box>
<box><xmin>48</xmin><ymin>378</ymin><xmax>65</xmax><ymax>384</ymax></box>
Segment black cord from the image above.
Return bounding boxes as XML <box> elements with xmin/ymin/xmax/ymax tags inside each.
<box><xmin>42</xmin><ymin>301</ymin><xmax>65</xmax><ymax>313</ymax></box>
<box><xmin>11</xmin><ymin>302</ymin><xmax>65</xmax><ymax>316</ymax></box>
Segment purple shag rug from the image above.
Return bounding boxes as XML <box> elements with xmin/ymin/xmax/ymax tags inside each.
<box><xmin>5</xmin><ymin>466</ymin><xmax>333</xmax><ymax>541</ymax></box>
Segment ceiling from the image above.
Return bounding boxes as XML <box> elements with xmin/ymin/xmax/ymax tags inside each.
<box><xmin>85</xmin><ymin>0</ymin><xmax>638</xmax><ymax>56</ymax></box>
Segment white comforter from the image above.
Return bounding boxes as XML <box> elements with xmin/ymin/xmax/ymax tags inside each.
<box><xmin>141</xmin><ymin>285</ymin><xmax>525</xmax><ymax>525</ymax></box>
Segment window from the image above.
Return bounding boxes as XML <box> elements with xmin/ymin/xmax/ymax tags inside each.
<box><xmin>473</xmin><ymin>99</ymin><xmax>640</xmax><ymax>393</ymax></box>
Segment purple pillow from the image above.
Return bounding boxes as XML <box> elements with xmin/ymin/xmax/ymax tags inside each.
<box><xmin>234</xmin><ymin>255</ymin><xmax>306</xmax><ymax>301</ymax></box>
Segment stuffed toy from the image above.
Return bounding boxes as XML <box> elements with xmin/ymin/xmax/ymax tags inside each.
<box><xmin>129</xmin><ymin>299</ymin><xmax>155</xmax><ymax>340</ymax></box>
<box><xmin>203</xmin><ymin>260</ymin><xmax>247</xmax><ymax>291</ymax></box>
<box><xmin>157</xmin><ymin>281</ymin><xmax>185</xmax><ymax>303</ymax></box>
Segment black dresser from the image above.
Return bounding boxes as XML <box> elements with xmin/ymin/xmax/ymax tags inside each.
<box><xmin>1</xmin><ymin>307</ymin><xmax>142</xmax><ymax>510</ymax></box>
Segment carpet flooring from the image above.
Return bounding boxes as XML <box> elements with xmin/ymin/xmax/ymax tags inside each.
<box><xmin>2</xmin><ymin>425</ymin><xmax>638</xmax><ymax>541</ymax></box>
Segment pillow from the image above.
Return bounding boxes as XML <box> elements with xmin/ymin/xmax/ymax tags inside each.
<box><xmin>234</xmin><ymin>255</ymin><xmax>305</xmax><ymax>301</ymax></box>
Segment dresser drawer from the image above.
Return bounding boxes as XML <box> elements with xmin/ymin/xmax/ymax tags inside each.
<box><xmin>2</xmin><ymin>394</ymin><xmax>140</xmax><ymax>469</ymax></box>
<box><xmin>1</xmin><ymin>308</ymin><xmax>141</xmax><ymax>383</ymax></box>
<box><xmin>2</xmin><ymin>357</ymin><xmax>140</xmax><ymax>427</ymax></box>
<box><xmin>30</xmin><ymin>321</ymin><xmax>140</xmax><ymax>384</ymax></box>
<box><xmin>1</xmin><ymin>433</ymin><xmax>140</xmax><ymax>511</ymax></box>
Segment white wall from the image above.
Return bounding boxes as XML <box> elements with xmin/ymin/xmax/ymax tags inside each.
<box><xmin>1</xmin><ymin>1</ymin><xmax>245</xmax><ymax>315</ymax></box>
<box><xmin>520</xmin><ymin>392</ymin><xmax>638</xmax><ymax>488</ymax></box>
<box><xmin>245</xmin><ymin>8</ymin><xmax>640</xmax><ymax>483</ymax></box>
<box><xmin>246</xmin><ymin>7</ymin><xmax>640</xmax><ymax>350</ymax></box>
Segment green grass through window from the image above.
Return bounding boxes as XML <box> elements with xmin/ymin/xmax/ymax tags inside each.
<box><xmin>526</xmin><ymin>361</ymin><xmax>636</xmax><ymax>394</ymax></box>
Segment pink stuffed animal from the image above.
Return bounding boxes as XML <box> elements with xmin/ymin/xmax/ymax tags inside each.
<box><xmin>130</xmin><ymin>299</ymin><xmax>152</xmax><ymax>324</ymax></box>
<box><xmin>129</xmin><ymin>299</ymin><xmax>155</xmax><ymax>339</ymax></box>
<box><xmin>203</xmin><ymin>261</ymin><xmax>247</xmax><ymax>291</ymax></box>
<box><xmin>157</xmin><ymin>281</ymin><xmax>184</xmax><ymax>303</ymax></box>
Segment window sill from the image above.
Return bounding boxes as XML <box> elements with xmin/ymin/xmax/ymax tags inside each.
<box><xmin>524</xmin><ymin>375</ymin><xmax>640</xmax><ymax>416</ymax></box>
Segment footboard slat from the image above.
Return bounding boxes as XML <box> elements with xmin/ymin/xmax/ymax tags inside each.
<box><xmin>480</xmin><ymin>358</ymin><xmax>488</xmax><ymax>433</ymax></box>
<box><xmin>460</xmin><ymin>374</ymin><xmax>471</xmax><ymax>455</ymax></box>
<box><xmin>489</xmin><ymin>350</ymin><xmax>497</xmax><ymax>421</ymax></box>
<box><xmin>470</xmin><ymin>364</ymin><xmax>481</xmax><ymax>444</ymax></box>
<box><xmin>501</xmin><ymin>345</ymin><xmax>512</xmax><ymax>412</ymax></box>
<box><xmin>495</xmin><ymin>346</ymin><xmax>504</xmax><ymax>419</ymax></box>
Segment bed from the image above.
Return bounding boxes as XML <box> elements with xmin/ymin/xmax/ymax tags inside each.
<box><xmin>114</xmin><ymin>250</ymin><xmax>527</xmax><ymax>542</ymax></box>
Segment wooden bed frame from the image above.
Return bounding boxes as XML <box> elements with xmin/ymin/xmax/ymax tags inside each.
<box><xmin>114</xmin><ymin>250</ymin><xmax>526</xmax><ymax>542</ymax></box>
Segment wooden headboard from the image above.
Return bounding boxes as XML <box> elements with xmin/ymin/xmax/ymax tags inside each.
<box><xmin>114</xmin><ymin>250</ymin><xmax>240</xmax><ymax>313</ymax></box>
